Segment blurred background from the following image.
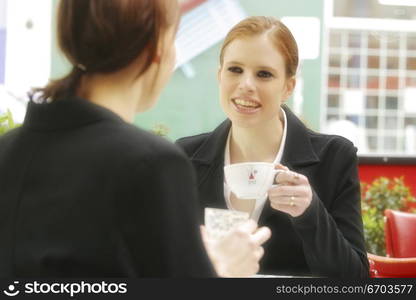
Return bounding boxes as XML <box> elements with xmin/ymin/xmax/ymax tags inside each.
<box><xmin>1</xmin><ymin>0</ymin><xmax>416</xmax><ymax>271</ymax></box>
<box><xmin>2</xmin><ymin>0</ymin><xmax>416</xmax><ymax>156</ymax></box>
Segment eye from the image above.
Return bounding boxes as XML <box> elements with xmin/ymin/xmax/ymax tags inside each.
<box><xmin>257</xmin><ymin>70</ymin><xmax>273</xmax><ymax>78</ymax></box>
<box><xmin>227</xmin><ymin>66</ymin><xmax>243</xmax><ymax>74</ymax></box>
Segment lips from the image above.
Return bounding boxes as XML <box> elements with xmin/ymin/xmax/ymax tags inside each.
<box><xmin>231</xmin><ymin>97</ymin><xmax>261</xmax><ymax>114</ymax></box>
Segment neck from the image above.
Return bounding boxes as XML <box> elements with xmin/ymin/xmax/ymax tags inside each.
<box><xmin>77</xmin><ymin>71</ymin><xmax>143</xmax><ymax>123</ymax></box>
<box><xmin>229</xmin><ymin>110</ymin><xmax>284</xmax><ymax>163</ymax></box>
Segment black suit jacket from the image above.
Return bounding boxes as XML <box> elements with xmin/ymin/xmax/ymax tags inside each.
<box><xmin>0</xmin><ymin>97</ymin><xmax>215</xmax><ymax>277</ymax></box>
<box><xmin>176</xmin><ymin>106</ymin><xmax>369</xmax><ymax>278</ymax></box>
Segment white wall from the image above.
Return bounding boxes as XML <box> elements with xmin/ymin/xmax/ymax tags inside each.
<box><xmin>5</xmin><ymin>0</ymin><xmax>52</xmax><ymax>99</ymax></box>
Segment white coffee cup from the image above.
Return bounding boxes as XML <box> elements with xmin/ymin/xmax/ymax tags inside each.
<box><xmin>224</xmin><ymin>162</ymin><xmax>281</xmax><ymax>199</ymax></box>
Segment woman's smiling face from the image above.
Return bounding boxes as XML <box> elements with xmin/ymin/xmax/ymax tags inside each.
<box><xmin>218</xmin><ymin>33</ymin><xmax>295</xmax><ymax>128</ymax></box>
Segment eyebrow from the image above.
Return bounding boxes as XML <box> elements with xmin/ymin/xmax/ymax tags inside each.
<box><xmin>225</xmin><ymin>61</ymin><xmax>279</xmax><ymax>73</ymax></box>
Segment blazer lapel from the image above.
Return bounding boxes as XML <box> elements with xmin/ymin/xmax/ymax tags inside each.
<box><xmin>189</xmin><ymin>120</ymin><xmax>231</xmax><ymax>210</ymax></box>
<box><xmin>259</xmin><ymin>106</ymin><xmax>320</xmax><ymax>224</ymax></box>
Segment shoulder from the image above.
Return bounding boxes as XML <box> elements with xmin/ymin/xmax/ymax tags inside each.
<box><xmin>0</xmin><ymin>127</ymin><xmax>21</xmax><ymax>141</ymax></box>
<box><xmin>284</xmin><ymin>106</ymin><xmax>356</xmax><ymax>159</ymax></box>
<box><xmin>309</xmin><ymin>128</ymin><xmax>355</xmax><ymax>150</ymax></box>
<box><xmin>175</xmin><ymin>119</ymin><xmax>231</xmax><ymax>160</ymax></box>
<box><xmin>128</xmin><ymin>123</ymin><xmax>188</xmax><ymax>158</ymax></box>
<box><xmin>175</xmin><ymin>132</ymin><xmax>212</xmax><ymax>157</ymax></box>
<box><xmin>93</xmin><ymin>122</ymin><xmax>191</xmax><ymax>169</ymax></box>
<box><xmin>0</xmin><ymin>127</ymin><xmax>23</xmax><ymax>152</ymax></box>
<box><xmin>306</xmin><ymin>129</ymin><xmax>358</xmax><ymax>164</ymax></box>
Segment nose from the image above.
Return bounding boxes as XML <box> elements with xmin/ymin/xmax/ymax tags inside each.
<box><xmin>238</xmin><ymin>73</ymin><xmax>255</xmax><ymax>93</ymax></box>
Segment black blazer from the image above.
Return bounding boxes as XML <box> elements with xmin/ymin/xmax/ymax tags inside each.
<box><xmin>0</xmin><ymin>97</ymin><xmax>215</xmax><ymax>277</ymax></box>
<box><xmin>176</xmin><ymin>106</ymin><xmax>369</xmax><ymax>278</ymax></box>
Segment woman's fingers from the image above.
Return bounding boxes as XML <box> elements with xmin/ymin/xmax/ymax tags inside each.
<box><xmin>255</xmin><ymin>246</ymin><xmax>264</xmax><ymax>260</ymax></box>
<box><xmin>274</xmin><ymin>163</ymin><xmax>289</xmax><ymax>171</ymax></box>
<box><xmin>251</xmin><ymin>226</ymin><xmax>272</xmax><ymax>246</ymax></box>
<box><xmin>275</xmin><ymin>170</ymin><xmax>307</xmax><ymax>185</ymax></box>
<box><xmin>200</xmin><ymin>225</ymin><xmax>209</xmax><ymax>242</ymax></box>
<box><xmin>269</xmin><ymin>165</ymin><xmax>313</xmax><ymax>217</ymax></box>
<box><xmin>234</xmin><ymin>219</ymin><xmax>258</xmax><ymax>235</ymax></box>
<box><xmin>211</xmin><ymin>222</ymin><xmax>271</xmax><ymax>277</ymax></box>
<box><xmin>268</xmin><ymin>185</ymin><xmax>308</xmax><ymax>198</ymax></box>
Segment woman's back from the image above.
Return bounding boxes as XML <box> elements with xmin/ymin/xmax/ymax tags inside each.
<box><xmin>0</xmin><ymin>97</ymin><xmax>214</xmax><ymax>277</ymax></box>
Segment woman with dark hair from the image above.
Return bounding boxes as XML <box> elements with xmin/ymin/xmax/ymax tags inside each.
<box><xmin>177</xmin><ymin>16</ymin><xmax>369</xmax><ymax>277</ymax></box>
<box><xmin>0</xmin><ymin>0</ymin><xmax>269</xmax><ymax>277</ymax></box>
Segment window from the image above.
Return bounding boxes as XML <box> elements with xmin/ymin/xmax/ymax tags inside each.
<box><xmin>322</xmin><ymin>0</ymin><xmax>416</xmax><ymax>155</ymax></box>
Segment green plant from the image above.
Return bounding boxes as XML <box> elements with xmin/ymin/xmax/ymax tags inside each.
<box><xmin>0</xmin><ymin>110</ymin><xmax>20</xmax><ymax>135</ymax></box>
<box><xmin>150</xmin><ymin>123</ymin><xmax>169</xmax><ymax>137</ymax></box>
<box><xmin>361</xmin><ymin>177</ymin><xmax>416</xmax><ymax>255</ymax></box>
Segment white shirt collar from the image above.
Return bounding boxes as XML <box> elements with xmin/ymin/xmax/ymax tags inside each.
<box><xmin>223</xmin><ymin>108</ymin><xmax>288</xmax><ymax>222</ymax></box>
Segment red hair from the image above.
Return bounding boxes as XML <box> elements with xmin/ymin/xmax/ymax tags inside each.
<box><xmin>219</xmin><ymin>16</ymin><xmax>298</xmax><ymax>78</ymax></box>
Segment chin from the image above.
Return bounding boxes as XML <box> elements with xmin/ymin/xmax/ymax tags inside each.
<box><xmin>229</xmin><ymin>115</ymin><xmax>261</xmax><ymax>128</ymax></box>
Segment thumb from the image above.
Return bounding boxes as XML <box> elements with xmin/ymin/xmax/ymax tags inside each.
<box><xmin>252</xmin><ymin>226</ymin><xmax>272</xmax><ymax>246</ymax></box>
<box><xmin>275</xmin><ymin>163</ymin><xmax>289</xmax><ymax>171</ymax></box>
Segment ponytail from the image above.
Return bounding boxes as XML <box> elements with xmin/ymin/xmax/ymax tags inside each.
<box><xmin>31</xmin><ymin>66</ymin><xmax>85</xmax><ymax>102</ymax></box>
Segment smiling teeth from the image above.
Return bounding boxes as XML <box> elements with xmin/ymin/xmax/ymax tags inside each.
<box><xmin>234</xmin><ymin>99</ymin><xmax>259</xmax><ymax>108</ymax></box>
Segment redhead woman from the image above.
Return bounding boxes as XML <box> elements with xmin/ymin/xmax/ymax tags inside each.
<box><xmin>0</xmin><ymin>1</ymin><xmax>270</xmax><ymax>277</ymax></box>
<box><xmin>177</xmin><ymin>16</ymin><xmax>369</xmax><ymax>277</ymax></box>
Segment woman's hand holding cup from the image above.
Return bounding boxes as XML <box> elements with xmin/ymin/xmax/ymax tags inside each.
<box><xmin>267</xmin><ymin>164</ymin><xmax>313</xmax><ymax>217</ymax></box>
<box><xmin>200</xmin><ymin>220</ymin><xmax>271</xmax><ymax>277</ymax></box>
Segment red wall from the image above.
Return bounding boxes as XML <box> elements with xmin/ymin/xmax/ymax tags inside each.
<box><xmin>359</xmin><ymin>164</ymin><xmax>416</xmax><ymax>197</ymax></box>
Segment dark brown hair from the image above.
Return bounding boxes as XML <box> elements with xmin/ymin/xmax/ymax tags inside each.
<box><xmin>219</xmin><ymin>16</ymin><xmax>298</xmax><ymax>78</ymax></box>
<box><xmin>34</xmin><ymin>0</ymin><xmax>178</xmax><ymax>101</ymax></box>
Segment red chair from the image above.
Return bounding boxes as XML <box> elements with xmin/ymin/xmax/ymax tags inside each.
<box><xmin>384</xmin><ymin>209</ymin><xmax>416</xmax><ymax>258</ymax></box>
<box><xmin>368</xmin><ymin>253</ymin><xmax>416</xmax><ymax>278</ymax></box>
